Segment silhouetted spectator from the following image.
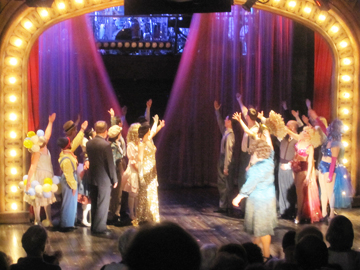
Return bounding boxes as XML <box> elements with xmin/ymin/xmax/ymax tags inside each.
<box><xmin>10</xmin><ymin>225</ymin><xmax>61</xmax><ymax>270</ymax></box>
<box><xmin>0</xmin><ymin>251</ymin><xmax>11</xmax><ymax>270</ymax></box>
<box><xmin>242</xmin><ymin>242</ymin><xmax>264</xmax><ymax>265</ymax></box>
<box><xmin>295</xmin><ymin>235</ymin><xmax>328</xmax><ymax>270</ymax></box>
<box><xmin>210</xmin><ymin>252</ymin><xmax>246</xmax><ymax>270</ymax></box>
<box><xmin>200</xmin><ymin>244</ymin><xmax>218</xmax><ymax>270</ymax></box>
<box><xmin>101</xmin><ymin>228</ymin><xmax>138</xmax><ymax>270</ymax></box>
<box><xmin>218</xmin><ymin>243</ymin><xmax>248</xmax><ymax>266</ymax></box>
<box><xmin>123</xmin><ymin>221</ymin><xmax>201</xmax><ymax>270</ymax></box>
<box><xmin>266</xmin><ymin>230</ymin><xmax>296</xmax><ymax>269</ymax></box>
<box><xmin>296</xmin><ymin>226</ymin><xmax>323</xmax><ymax>243</ymax></box>
<box><xmin>245</xmin><ymin>263</ymin><xmax>265</xmax><ymax>270</ymax></box>
<box><xmin>326</xmin><ymin>215</ymin><xmax>360</xmax><ymax>270</ymax></box>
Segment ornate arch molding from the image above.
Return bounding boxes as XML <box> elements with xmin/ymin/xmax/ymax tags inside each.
<box><xmin>0</xmin><ymin>0</ymin><xmax>358</xmax><ymax>222</ymax></box>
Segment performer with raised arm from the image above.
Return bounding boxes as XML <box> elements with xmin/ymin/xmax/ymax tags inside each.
<box><xmin>213</xmin><ymin>100</ymin><xmax>235</xmax><ymax>214</ymax></box>
<box><xmin>286</xmin><ymin>126</ymin><xmax>322</xmax><ymax>224</ymax></box>
<box><xmin>308</xmin><ymin>109</ymin><xmax>352</xmax><ymax>222</ymax></box>
<box><xmin>133</xmin><ymin>115</ymin><xmax>165</xmax><ymax>225</ymax></box>
<box><xmin>24</xmin><ymin>113</ymin><xmax>57</xmax><ymax>226</ymax></box>
<box><xmin>235</xmin><ymin>94</ymin><xmax>259</xmax><ymax>190</ymax></box>
<box><xmin>57</xmin><ymin>120</ymin><xmax>88</xmax><ymax>232</ymax></box>
<box><xmin>231</xmin><ymin>120</ymin><xmax>277</xmax><ymax>260</ymax></box>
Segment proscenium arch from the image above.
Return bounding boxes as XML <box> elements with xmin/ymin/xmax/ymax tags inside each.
<box><xmin>0</xmin><ymin>0</ymin><xmax>358</xmax><ymax>222</ymax></box>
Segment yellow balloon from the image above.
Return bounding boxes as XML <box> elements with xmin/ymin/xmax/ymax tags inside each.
<box><xmin>24</xmin><ymin>179</ymin><xmax>27</xmax><ymax>186</ymax></box>
<box><xmin>42</xmin><ymin>183</ymin><xmax>51</xmax><ymax>193</ymax></box>
<box><xmin>27</xmin><ymin>131</ymin><xmax>36</xmax><ymax>137</ymax></box>
<box><xmin>43</xmin><ymin>178</ymin><xmax>53</xmax><ymax>185</ymax></box>
<box><xmin>30</xmin><ymin>195</ymin><xmax>36</xmax><ymax>200</ymax></box>
<box><xmin>23</xmin><ymin>140</ymin><xmax>33</xmax><ymax>149</ymax></box>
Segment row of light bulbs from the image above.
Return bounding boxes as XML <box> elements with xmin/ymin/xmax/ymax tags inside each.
<box><xmin>3</xmin><ymin>0</ymin><xmax>355</xmax><ymax>211</ymax></box>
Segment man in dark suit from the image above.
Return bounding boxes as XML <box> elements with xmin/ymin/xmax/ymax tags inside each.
<box><xmin>86</xmin><ymin>121</ymin><xmax>117</xmax><ymax>235</ymax></box>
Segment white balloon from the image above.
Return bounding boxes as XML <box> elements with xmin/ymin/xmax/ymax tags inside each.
<box><xmin>51</xmin><ymin>184</ymin><xmax>58</xmax><ymax>193</ymax></box>
<box><xmin>31</xmin><ymin>144</ymin><xmax>40</xmax><ymax>152</ymax></box>
<box><xmin>23</xmin><ymin>175</ymin><xmax>28</xmax><ymax>180</ymax></box>
<box><xmin>30</xmin><ymin>135</ymin><xmax>39</xmax><ymax>144</ymax></box>
<box><xmin>52</xmin><ymin>176</ymin><xmax>60</xmax><ymax>185</ymax></box>
<box><xmin>36</xmin><ymin>130</ymin><xmax>45</xmax><ymax>137</ymax></box>
<box><xmin>35</xmin><ymin>185</ymin><xmax>43</xmax><ymax>194</ymax></box>
<box><xmin>18</xmin><ymin>181</ymin><xmax>24</xmax><ymax>190</ymax></box>
<box><xmin>55</xmin><ymin>184</ymin><xmax>62</xmax><ymax>195</ymax></box>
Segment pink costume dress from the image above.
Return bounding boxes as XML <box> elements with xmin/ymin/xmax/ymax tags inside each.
<box><xmin>24</xmin><ymin>150</ymin><xmax>56</xmax><ymax>206</ymax></box>
<box><xmin>293</xmin><ymin>142</ymin><xmax>322</xmax><ymax>223</ymax></box>
<box><xmin>122</xmin><ymin>142</ymin><xmax>139</xmax><ymax>196</ymax></box>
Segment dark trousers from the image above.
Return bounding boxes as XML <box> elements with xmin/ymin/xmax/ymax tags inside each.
<box><xmin>90</xmin><ymin>184</ymin><xmax>112</xmax><ymax>233</ymax></box>
<box><xmin>217</xmin><ymin>155</ymin><xmax>233</xmax><ymax>210</ymax></box>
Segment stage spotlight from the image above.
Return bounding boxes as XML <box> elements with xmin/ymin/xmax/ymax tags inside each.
<box><xmin>242</xmin><ymin>0</ymin><xmax>257</xmax><ymax>12</ymax></box>
<box><xmin>314</xmin><ymin>0</ymin><xmax>330</xmax><ymax>11</ymax></box>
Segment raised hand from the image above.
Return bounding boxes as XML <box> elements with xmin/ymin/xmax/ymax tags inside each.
<box><xmin>49</xmin><ymin>113</ymin><xmax>56</xmax><ymax>123</ymax></box>
<box><xmin>153</xmin><ymin>114</ymin><xmax>159</xmax><ymax>124</ymax></box>
<box><xmin>108</xmin><ymin>108</ymin><xmax>115</xmax><ymax>117</ymax></box>
<box><xmin>159</xmin><ymin>120</ymin><xmax>165</xmax><ymax>128</ymax></box>
<box><xmin>232</xmin><ymin>112</ymin><xmax>241</xmax><ymax>122</ymax></box>
<box><xmin>236</xmin><ymin>93</ymin><xmax>242</xmax><ymax>102</ymax></box>
<box><xmin>291</xmin><ymin>110</ymin><xmax>299</xmax><ymax>118</ymax></box>
<box><xmin>121</xmin><ymin>106</ymin><xmax>128</xmax><ymax>116</ymax></box>
<box><xmin>214</xmin><ymin>100</ymin><xmax>221</xmax><ymax>111</ymax></box>
<box><xmin>81</xmin><ymin>121</ymin><xmax>88</xmax><ymax>131</ymax></box>
<box><xmin>282</xmin><ymin>101</ymin><xmax>287</xmax><ymax>110</ymax></box>
<box><xmin>146</xmin><ymin>99</ymin><xmax>152</xmax><ymax>108</ymax></box>
<box><xmin>306</xmin><ymin>99</ymin><xmax>312</xmax><ymax>110</ymax></box>
<box><xmin>257</xmin><ymin>111</ymin><xmax>264</xmax><ymax>119</ymax></box>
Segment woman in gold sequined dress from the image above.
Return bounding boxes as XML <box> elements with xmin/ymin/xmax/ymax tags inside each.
<box><xmin>134</xmin><ymin>115</ymin><xmax>165</xmax><ymax>225</ymax></box>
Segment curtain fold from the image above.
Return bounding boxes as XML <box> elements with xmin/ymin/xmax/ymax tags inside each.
<box><xmin>157</xmin><ymin>7</ymin><xmax>293</xmax><ymax>187</ymax></box>
<box><xmin>27</xmin><ymin>41</ymin><xmax>40</xmax><ymax>132</ymax></box>
<box><xmin>29</xmin><ymin>15</ymin><xmax>122</xmax><ymax>175</ymax></box>
<box><xmin>313</xmin><ymin>32</ymin><xmax>333</xmax><ymax>122</ymax></box>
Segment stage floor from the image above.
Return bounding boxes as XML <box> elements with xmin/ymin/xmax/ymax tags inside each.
<box><xmin>1</xmin><ymin>187</ymin><xmax>360</xmax><ymax>270</ymax></box>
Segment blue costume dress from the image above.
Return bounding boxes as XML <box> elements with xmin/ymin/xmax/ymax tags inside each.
<box><xmin>240</xmin><ymin>151</ymin><xmax>277</xmax><ymax>237</ymax></box>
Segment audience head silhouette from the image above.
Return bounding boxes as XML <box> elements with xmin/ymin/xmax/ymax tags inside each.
<box><xmin>295</xmin><ymin>235</ymin><xmax>328</xmax><ymax>270</ymax></box>
<box><xmin>326</xmin><ymin>215</ymin><xmax>354</xmax><ymax>251</ymax></box>
<box><xmin>22</xmin><ymin>225</ymin><xmax>48</xmax><ymax>257</ymax></box>
<box><xmin>123</xmin><ymin>221</ymin><xmax>201</xmax><ymax>270</ymax></box>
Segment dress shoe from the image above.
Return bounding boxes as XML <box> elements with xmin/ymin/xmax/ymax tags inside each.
<box><xmin>59</xmin><ymin>227</ymin><xmax>77</xmax><ymax>233</ymax></box>
<box><xmin>213</xmin><ymin>208</ymin><xmax>227</xmax><ymax>214</ymax></box>
<box><xmin>91</xmin><ymin>229</ymin><xmax>112</xmax><ymax>236</ymax></box>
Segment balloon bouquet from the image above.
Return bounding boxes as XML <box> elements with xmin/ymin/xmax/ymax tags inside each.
<box><xmin>18</xmin><ymin>129</ymin><xmax>60</xmax><ymax>226</ymax></box>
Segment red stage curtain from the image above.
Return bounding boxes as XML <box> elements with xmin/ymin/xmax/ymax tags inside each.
<box><xmin>31</xmin><ymin>15</ymin><xmax>122</xmax><ymax>175</ymax></box>
<box><xmin>27</xmin><ymin>40</ymin><xmax>40</xmax><ymax>131</ymax></box>
<box><xmin>313</xmin><ymin>32</ymin><xmax>333</xmax><ymax>122</ymax></box>
<box><xmin>157</xmin><ymin>7</ymin><xmax>294</xmax><ymax>186</ymax></box>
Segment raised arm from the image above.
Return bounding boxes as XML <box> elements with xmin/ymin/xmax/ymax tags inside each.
<box><xmin>285</xmin><ymin>126</ymin><xmax>301</xmax><ymax>141</ymax></box>
<box><xmin>308</xmin><ymin>109</ymin><xmax>327</xmax><ymax>134</ymax></box>
<box><xmin>214</xmin><ymin>100</ymin><xmax>225</xmax><ymax>135</ymax></box>
<box><xmin>236</xmin><ymin>93</ymin><xmax>248</xmax><ymax>117</ymax></box>
<box><xmin>232</xmin><ymin>112</ymin><xmax>256</xmax><ymax>138</ymax></box>
<box><xmin>44</xmin><ymin>113</ymin><xmax>56</xmax><ymax>142</ymax></box>
<box><xmin>291</xmin><ymin>110</ymin><xmax>304</xmax><ymax>128</ymax></box>
<box><xmin>145</xmin><ymin>99</ymin><xmax>152</xmax><ymax>123</ymax></box>
<box><xmin>71</xmin><ymin>121</ymin><xmax>87</xmax><ymax>152</ymax></box>
<box><xmin>148</xmin><ymin>114</ymin><xmax>159</xmax><ymax>141</ymax></box>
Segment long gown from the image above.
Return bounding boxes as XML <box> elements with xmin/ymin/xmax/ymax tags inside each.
<box><xmin>240</xmin><ymin>151</ymin><xmax>277</xmax><ymax>237</ymax></box>
<box><xmin>122</xmin><ymin>142</ymin><xmax>139</xmax><ymax>196</ymax></box>
<box><xmin>24</xmin><ymin>150</ymin><xmax>56</xmax><ymax>207</ymax></box>
<box><xmin>133</xmin><ymin>140</ymin><xmax>160</xmax><ymax>225</ymax></box>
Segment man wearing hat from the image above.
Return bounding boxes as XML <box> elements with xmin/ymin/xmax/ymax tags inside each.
<box><xmin>107</xmin><ymin>125</ymin><xmax>126</xmax><ymax>224</ymax></box>
<box><xmin>86</xmin><ymin>121</ymin><xmax>117</xmax><ymax>236</ymax></box>
<box><xmin>63</xmin><ymin>116</ymin><xmax>80</xmax><ymax>141</ymax></box>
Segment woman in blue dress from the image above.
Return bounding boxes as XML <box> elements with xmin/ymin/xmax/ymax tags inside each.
<box><xmin>232</xmin><ymin>113</ymin><xmax>277</xmax><ymax>260</ymax></box>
